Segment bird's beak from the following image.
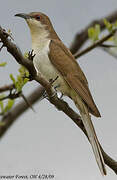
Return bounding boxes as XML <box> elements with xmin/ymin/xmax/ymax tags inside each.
<box><xmin>15</xmin><ymin>13</ymin><xmax>31</xmax><ymax>19</ymax></box>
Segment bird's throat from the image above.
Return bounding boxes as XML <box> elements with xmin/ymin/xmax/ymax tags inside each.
<box><xmin>31</xmin><ymin>28</ymin><xmax>50</xmax><ymax>51</ymax></box>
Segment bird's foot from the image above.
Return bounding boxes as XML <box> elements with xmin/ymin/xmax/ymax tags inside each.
<box><xmin>42</xmin><ymin>90</ymin><xmax>49</xmax><ymax>99</ymax></box>
<box><xmin>42</xmin><ymin>76</ymin><xmax>63</xmax><ymax>99</ymax></box>
<box><xmin>53</xmin><ymin>85</ymin><xmax>63</xmax><ymax>99</ymax></box>
<box><xmin>28</xmin><ymin>50</ymin><xmax>36</xmax><ymax>61</ymax></box>
<box><xmin>56</xmin><ymin>91</ymin><xmax>63</xmax><ymax>99</ymax></box>
<box><xmin>42</xmin><ymin>87</ymin><xmax>62</xmax><ymax>100</ymax></box>
<box><xmin>42</xmin><ymin>89</ymin><xmax>57</xmax><ymax>100</ymax></box>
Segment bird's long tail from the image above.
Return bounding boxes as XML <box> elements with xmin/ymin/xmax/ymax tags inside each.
<box><xmin>75</xmin><ymin>101</ymin><xmax>106</xmax><ymax>175</ymax></box>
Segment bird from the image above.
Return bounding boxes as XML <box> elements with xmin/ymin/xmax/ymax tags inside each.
<box><xmin>15</xmin><ymin>12</ymin><xmax>106</xmax><ymax>175</ymax></box>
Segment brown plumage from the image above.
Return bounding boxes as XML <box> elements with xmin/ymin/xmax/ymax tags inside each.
<box><xmin>15</xmin><ymin>12</ymin><xmax>107</xmax><ymax>175</ymax></box>
<box><xmin>49</xmin><ymin>39</ymin><xmax>101</xmax><ymax>117</ymax></box>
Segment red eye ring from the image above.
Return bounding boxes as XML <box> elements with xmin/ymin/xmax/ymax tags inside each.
<box><xmin>35</xmin><ymin>15</ymin><xmax>40</xmax><ymax>20</ymax></box>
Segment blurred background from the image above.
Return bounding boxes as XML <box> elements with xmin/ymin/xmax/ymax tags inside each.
<box><xmin>0</xmin><ymin>0</ymin><xmax>117</xmax><ymax>179</ymax></box>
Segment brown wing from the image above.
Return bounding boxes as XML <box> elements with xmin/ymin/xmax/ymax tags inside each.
<box><xmin>49</xmin><ymin>40</ymin><xmax>101</xmax><ymax>117</ymax></box>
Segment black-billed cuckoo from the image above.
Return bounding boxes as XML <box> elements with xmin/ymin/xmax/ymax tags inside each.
<box><xmin>15</xmin><ymin>12</ymin><xmax>106</xmax><ymax>175</ymax></box>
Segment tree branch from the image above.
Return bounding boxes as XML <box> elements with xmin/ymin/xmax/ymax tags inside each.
<box><xmin>70</xmin><ymin>10</ymin><xmax>117</xmax><ymax>54</ymax></box>
<box><xmin>0</xmin><ymin>84</ymin><xmax>14</xmax><ymax>93</ymax></box>
<box><xmin>74</xmin><ymin>29</ymin><xmax>117</xmax><ymax>59</ymax></box>
<box><xmin>0</xmin><ymin>84</ymin><xmax>117</xmax><ymax>174</ymax></box>
<box><xmin>0</xmin><ymin>91</ymin><xmax>21</xmax><ymax>101</ymax></box>
<box><xmin>0</xmin><ymin>86</ymin><xmax>44</xmax><ymax>137</ymax></box>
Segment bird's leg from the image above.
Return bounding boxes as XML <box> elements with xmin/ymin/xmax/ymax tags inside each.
<box><xmin>41</xmin><ymin>78</ymin><xmax>57</xmax><ymax>99</ymax></box>
<box><xmin>49</xmin><ymin>75</ymin><xmax>59</xmax><ymax>84</ymax></box>
<box><xmin>53</xmin><ymin>84</ymin><xmax>63</xmax><ymax>99</ymax></box>
<box><xmin>42</xmin><ymin>90</ymin><xmax>49</xmax><ymax>99</ymax></box>
<box><xmin>42</xmin><ymin>76</ymin><xmax>63</xmax><ymax>99</ymax></box>
<box><xmin>50</xmin><ymin>76</ymin><xmax>63</xmax><ymax>99</ymax></box>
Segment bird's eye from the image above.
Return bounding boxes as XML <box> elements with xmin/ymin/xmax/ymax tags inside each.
<box><xmin>35</xmin><ymin>16</ymin><xmax>40</xmax><ymax>20</ymax></box>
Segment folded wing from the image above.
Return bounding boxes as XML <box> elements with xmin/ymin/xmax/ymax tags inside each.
<box><xmin>48</xmin><ymin>40</ymin><xmax>101</xmax><ymax>117</ymax></box>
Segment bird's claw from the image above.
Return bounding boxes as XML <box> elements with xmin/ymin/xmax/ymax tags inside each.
<box><xmin>42</xmin><ymin>89</ymin><xmax>57</xmax><ymax>100</ymax></box>
<box><xmin>42</xmin><ymin>90</ymin><xmax>48</xmax><ymax>99</ymax></box>
<box><xmin>42</xmin><ymin>76</ymin><xmax>63</xmax><ymax>99</ymax></box>
<box><xmin>28</xmin><ymin>50</ymin><xmax>36</xmax><ymax>61</ymax></box>
<box><xmin>57</xmin><ymin>91</ymin><xmax>63</xmax><ymax>99</ymax></box>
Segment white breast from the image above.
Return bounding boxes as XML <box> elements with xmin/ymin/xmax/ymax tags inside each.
<box><xmin>33</xmin><ymin>40</ymin><xmax>58</xmax><ymax>80</ymax></box>
<box><xmin>32</xmin><ymin>40</ymin><xmax>70</xmax><ymax>95</ymax></box>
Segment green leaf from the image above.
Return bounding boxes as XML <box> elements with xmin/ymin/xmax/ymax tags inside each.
<box><xmin>88</xmin><ymin>24</ymin><xmax>100</xmax><ymax>42</ymax></box>
<box><xmin>0</xmin><ymin>62</ymin><xmax>7</xmax><ymax>67</ymax></box>
<box><xmin>95</xmin><ymin>24</ymin><xmax>100</xmax><ymax>38</ymax></box>
<box><xmin>4</xmin><ymin>99</ymin><xmax>14</xmax><ymax>113</ymax></box>
<box><xmin>0</xmin><ymin>101</ymin><xmax>4</xmax><ymax>113</ymax></box>
<box><xmin>103</xmin><ymin>18</ymin><xmax>113</xmax><ymax>32</ymax></box>
<box><xmin>24</xmin><ymin>52</ymin><xmax>29</xmax><ymax>59</ymax></box>
<box><xmin>10</xmin><ymin>66</ymin><xmax>29</xmax><ymax>93</ymax></box>
<box><xmin>0</xmin><ymin>94</ymin><xmax>5</xmax><ymax>113</ymax></box>
<box><xmin>23</xmin><ymin>78</ymin><xmax>29</xmax><ymax>84</ymax></box>
<box><xmin>18</xmin><ymin>65</ymin><xmax>29</xmax><ymax>77</ymax></box>
<box><xmin>10</xmin><ymin>74</ymin><xmax>16</xmax><ymax>85</ymax></box>
<box><xmin>88</xmin><ymin>27</ymin><xmax>95</xmax><ymax>40</ymax></box>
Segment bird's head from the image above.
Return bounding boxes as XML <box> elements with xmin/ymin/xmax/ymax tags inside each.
<box><xmin>15</xmin><ymin>12</ymin><xmax>59</xmax><ymax>40</ymax></box>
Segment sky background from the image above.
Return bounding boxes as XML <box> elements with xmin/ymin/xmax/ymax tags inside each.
<box><xmin>0</xmin><ymin>0</ymin><xmax>117</xmax><ymax>180</ymax></box>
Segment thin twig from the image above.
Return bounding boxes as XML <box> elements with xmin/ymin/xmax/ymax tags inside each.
<box><xmin>70</xmin><ymin>10</ymin><xmax>117</xmax><ymax>54</ymax></box>
<box><xmin>0</xmin><ymin>86</ymin><xmax>45</xmax><ymax>135</ymax></box>
<box><xmin>0</xmin><ymin>84</ymin><xmax>14</xmax><ymax>93</ymax></box>
<box><xmin>74</xmin><ymin>29</ymin><xmax>117</xmax><ymax>59</ymax></box>
<box><xmin>99</xmin><ymin>44</ymin><xmax>117</xmax><ymax>48</ymax></box>
<box><xmin>0</xmin><ymin>91</ymin><xmax>21</xmax><ymax>101</ymax></box>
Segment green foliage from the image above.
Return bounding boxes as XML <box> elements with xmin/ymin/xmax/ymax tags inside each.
<box><xmin>0</xmin><ymin>94</ymin><xmax>14</xmax><ymax>115</ymax></box>
<box><xmin>0</xmin><ymin>51</ymin><xmax>30</xmax><ymax>116</ymax></box>
<box><xmin>10</xmin><ymin>74</ymin><xmax>16</xmax><ymax>84</ymax></box>
<box><xmin>88</xmin><ymin>19</ymin><xmax>117</xmax><ymax>43</ymax></box>
<box><xmin>10</xmin><ymin>66</ymin><xmax>29</xmax><ymax>92</ymax></box>
<box><xmin>24</xmin><ymin>52</ymin><xmax>29</xmax><ymax>59</ymax></box>
<box><xmin>103</xmin><ymin>19</ymin><xmax>117</xmax><ymax>32</ymax></box>
<box><xmin>0</xmin><ymin>94</ymin><xmax>4</xmax><ymax>113</ymax></box>
<box><xmin>88</xmin><ymin>24</ymin><xmax>100</xmax><ymax>42</ymax></box>
<box><xmin>103</xmin><ymin>19</ymin><xmax>113</xmax><ymax>32</ymax></box>
<box><xmin>103</xmin><ymin>19</ymin><xmax>117</xmax><ymax>43</ymax></box>
<box><xmin>0</xmin><ymin>62</ymin><xmax>7</xmax><ymax>67</ymax></box>
<box><xmin>4</xmin><ymin>99</ymin><xmax>14</xmax><ymax>113</ymax></box>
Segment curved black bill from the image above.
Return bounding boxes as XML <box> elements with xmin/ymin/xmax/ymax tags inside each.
<box><xmin>15</xmin><ymin>13</ymin><xmax>31</xmax><ymax>19</ymax></box>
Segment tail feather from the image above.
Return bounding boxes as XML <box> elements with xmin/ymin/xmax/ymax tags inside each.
<box><xmin>74</xmin><ymin>100</ymin><xmax>107</xmax><ymax>175</ymax></box>
<box><xmin>81</xmin><ymin>111</ymin><xmax>106</xmax><ymax>175</ymax></box>
<box><xmin>71</xmin><ymin>87</ymin><xmax>106</xmax><ymax>175</ymax></box>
